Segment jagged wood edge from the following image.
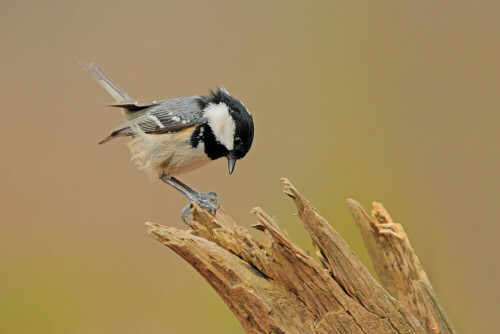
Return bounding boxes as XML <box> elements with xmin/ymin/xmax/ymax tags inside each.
<box><xmin>347</xmin><ymin>199</ymin><xmax>456</xmax><ymax>334</ymax></box>
<box><xmin>419</xmin><ymin>281</ymin><xmax>457</xmax><ymax>334</ymax></box>
<box><xmin>146</xmin><ymin>179</ymin><xmax>427</xmax><ymax>334</ymax></box>
<box><xmin>281</xmin><ymin>178</ymin><xmax>424</xmax><ymax>333</ymax></box>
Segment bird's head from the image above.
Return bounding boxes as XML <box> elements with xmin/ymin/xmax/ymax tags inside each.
<box><xmin>196</xmin><ymin>88</ymin><xmax>254</xmax><ymax>174</ymax></box>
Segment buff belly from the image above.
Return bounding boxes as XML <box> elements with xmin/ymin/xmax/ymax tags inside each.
<box><xmin>128</xmin><ymin>127</ymin><xmax>210</xmax><ymax>177</ymax></box>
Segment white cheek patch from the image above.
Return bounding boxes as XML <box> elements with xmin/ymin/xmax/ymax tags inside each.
<box><xmin>204</xmin><ymin>102</ymin><xmax>236</xmax><ymax>150</ymax></box>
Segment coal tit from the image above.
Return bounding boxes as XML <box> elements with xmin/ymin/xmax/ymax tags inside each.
<box><xmin>82</xmin><ymin>63</ymin><xmax>254</xmax><ymax>223</ymax></box>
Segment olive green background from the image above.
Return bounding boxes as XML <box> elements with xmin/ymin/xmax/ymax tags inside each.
<box><xmin>1</xmin><ymin>1</ymin><xmax>498</xmax><ymax>333</ymax></box>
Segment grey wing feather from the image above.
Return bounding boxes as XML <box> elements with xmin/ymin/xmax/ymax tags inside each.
<box><xmin>99</xmin><ymin>96</ymin><xmax>205</xmax><ymax>144</ymax></box>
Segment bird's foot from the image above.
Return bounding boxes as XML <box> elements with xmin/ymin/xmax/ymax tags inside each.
<box><xmin>181</xmin><ymin>192</ymin><xmax>219</xmax><ymax>224</ymax></box>
<box><xmin>195</xmin><ymin>190</ymin><xmax>220</xmax><ymax>209</ymax></box>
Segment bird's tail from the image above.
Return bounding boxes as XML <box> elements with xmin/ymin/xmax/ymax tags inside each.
<box><xmin>80</xmin><ymin>62</ymin><xmax>133</xmax><ymax>102</ymax></box>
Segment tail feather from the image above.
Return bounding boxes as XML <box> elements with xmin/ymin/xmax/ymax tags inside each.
<box><xmin>97</xmin><ymin>129</ymin><xmax>124</xmax><ymax>145</ymax></box>
<box><xmin>98</xmin><ymin>135</ymin><xmax>114</xmax><ymax>145</ymax></box>
<box><xmin>97</xmin><ymin>125</ymin><xmax>135</xmax><ymax>145</ymax></box>
<box><xmin>80</xmin><ymin>62</ymin><xmax>132</xmax><ymax>102</ymax></box>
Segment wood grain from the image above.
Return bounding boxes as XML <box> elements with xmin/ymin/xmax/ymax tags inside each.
<box><xmin>146</xmin><ymin>178</ymin><xmax>454</xmax><ymax>334</ymax></box>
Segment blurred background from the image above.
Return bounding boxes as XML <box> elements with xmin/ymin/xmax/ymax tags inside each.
<box><xmin>1</xmin><ymin>1</ymin><xmax>498</xmax><ymax>333</ymax></box>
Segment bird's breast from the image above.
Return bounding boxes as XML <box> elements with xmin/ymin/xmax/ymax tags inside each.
<box><xmin>128</xmin><ymin>126</ymin><xmax>210</xmax><ymax>177</ymax></box>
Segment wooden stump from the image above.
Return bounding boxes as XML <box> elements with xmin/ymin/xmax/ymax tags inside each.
<box><xmin>146</xmin><ymin>178</ymin><xmax>456</xmax><ymax>334</ymax></box>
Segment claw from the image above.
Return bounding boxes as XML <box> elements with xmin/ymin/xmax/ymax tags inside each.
<box><xmin>208</xmin><ymin>192</ymin><xmax>220</xmax><ymax>209</ymax></box>
<box><xmin>196</xmin><ymin>198</ymin><xmax>217</xmax><ymax>216</ymax></box>
<box><xmin>207</xmin><ymin>205</ymin><xmax>217</xmax><ymax>216</ymax></box>
<box><xmin>181</xmin><ymin>193</ymin><xmax>218</xmax><ymax>224</ymax></box>
<box><xmin>181</xmin><ymin>204</ymin><xmax>193</xmax><ymax>225</ymax></box>
<box><xmin>195</xmin><ymin>190</ymin><xmax>220</xmax><ymax>209</ymax></box>
<box><xmin>161</xmin><ymin>176</ymin><xmax>221</xmax><ymax>224</ymax></box>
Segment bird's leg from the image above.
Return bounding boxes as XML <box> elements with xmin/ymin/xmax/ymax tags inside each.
<box><xmin>159</xmin><ymin>174</ymin><xmax>219</xmax><ymax>224</ymax></box>
<box><xmin>170</xmin><ymin>177</ymin><xmax>220</xmax><ymax>209</ymax></box>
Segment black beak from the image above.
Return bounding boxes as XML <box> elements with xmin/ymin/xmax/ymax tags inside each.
<box><xmin>227</xmin><ymin>154</ymin><xmax>236</xmax><ymax>175</ymax></box>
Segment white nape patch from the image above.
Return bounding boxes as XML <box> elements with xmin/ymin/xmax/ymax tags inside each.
<box><xmin>148</xmin><ymin>115</ymin><xmax>164</xmax><ymax>128</ymax></box>
<box><xmin>204</xmin><ymin>102</ymin><xmax>236</xmax><ymax>150</ymax></box>
<box><xmin>168</xmin><ymin>112</ymin><xmax>173</xmax><ymax>115</ymax></box>
<box><xmin>172</xmin><ymin>116</ymin><xmax>180</xmax><ymax>122</ymax></box>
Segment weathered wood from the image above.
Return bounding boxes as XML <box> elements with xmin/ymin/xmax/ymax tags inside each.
<box><xmin>418</xmin><ymin>281</ymin><xmax>457</xmax><ymax>334</ymax></box>
<box><xmin>146</xmin><ymin>179</ymin><xmax>453</xmax><ymax>333</ymax></box>
<box><xmin>347</xmin><ymin>200</ymin><xmax>456</xmax><ymax>334</ymax></box>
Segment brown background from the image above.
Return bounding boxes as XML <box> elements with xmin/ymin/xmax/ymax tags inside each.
<box><xmin>1</xmin><ymin>1</ymin><xmax>498</xmax><ymax>333</ymax></box>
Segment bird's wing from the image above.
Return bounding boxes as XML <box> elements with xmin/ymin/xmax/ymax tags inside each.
<box><xmin>99</xmin><ymin>96</ymin><xmax>206</xmax><ymax>144</ymax></box>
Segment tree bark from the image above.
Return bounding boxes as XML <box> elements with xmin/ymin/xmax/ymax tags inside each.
<box><xmin>146</xmin><ymin>178</ymin><xmax>455</xmax><ymax>334</ymax></box>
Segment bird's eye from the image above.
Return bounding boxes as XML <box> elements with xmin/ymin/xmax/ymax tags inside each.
<box><xmin>234</xmin><ymin>137</ymin><xmax>242</xmax><ymax>146</ymax></box>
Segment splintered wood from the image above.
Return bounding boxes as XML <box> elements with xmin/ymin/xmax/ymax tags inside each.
<box><xmin>347</xmin><ymin>201</ymin><xmax>456</xmax><ymax>334</ymax></box>
<box><xmin>146</xmin><ymin>178</ymin><xmax>455</xmax><ymax>334</ymax></box>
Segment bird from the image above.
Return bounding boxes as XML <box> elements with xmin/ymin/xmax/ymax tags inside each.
<box><xmin>81</xmin><ymin>63</ymin><xmax>254</xmax><ymax>223</ymax></box>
